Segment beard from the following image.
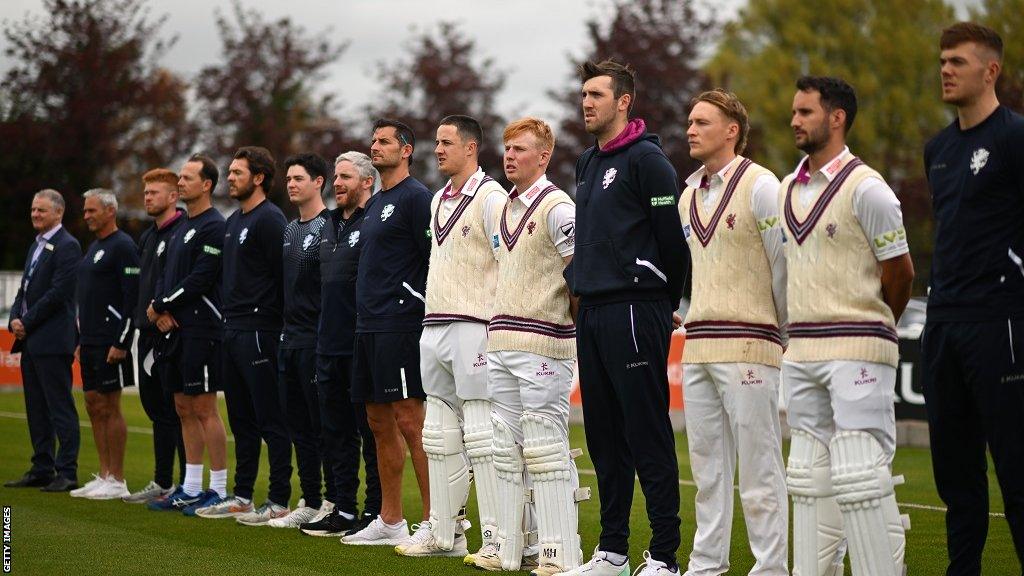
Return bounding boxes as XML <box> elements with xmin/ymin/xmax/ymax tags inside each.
<box><xmin>584</xmin><ymin>110</ymin><xmax>614</xmax><ymax>136</ymax></box>
<box><xmin>231</xmin><ymin>180</ymin><xmax>255</xmax><ymax>201</ymax></box>
<box><xmin>796</xmin><ymin>122</ymin><xmax>830</xmax><ymax>154</ymax></box>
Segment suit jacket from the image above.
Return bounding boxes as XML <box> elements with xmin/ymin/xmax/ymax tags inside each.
<box><xmin>8</xmin><ymin>226</ymin><xmax>82</xmax><ymax>355</ymax></box>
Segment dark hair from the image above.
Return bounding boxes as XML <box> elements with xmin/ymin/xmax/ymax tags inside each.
<box><xmin>439</xmin><ymin>114</ymin><xmax>484</xmax><ymax>151</ymax></box>
<box><xmin>373</xmin><ymin>118</ymin><xmax>416</xmax><ymax>160</ymax></box>
<box><xmin>579</xmin><ymin>59</ymin><xmax>637</xmax><ymax>112</ymax></box>
<box><xmin>940</xmin><ymin>22</ymin><xmax>1003</xmax><ymax>59</ymax></box>
<box><xmin>284</xmin><ymin>152</ymin><xmax>329</xmax><ymax>186</ymax></box>
<box><xmin>795</xmin><ymin>76</ymin><xmax>858</xmax><ymax>133</ymax></box>
<box><xmin>188</xmin><ymin>153</ymin><xmax>219</xmax><ymax>191</ymax></box>
<box><xmin>233</xmin><ymin>146</ymin><xmax>276</xmax><ymax>191</ymax></box>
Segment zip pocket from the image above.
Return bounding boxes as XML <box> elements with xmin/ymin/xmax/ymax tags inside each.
<box><xmin>629</xmin><ymin>304</ymin><xmax>639</xmax><ymax>353</ymax></box>
<box><xmin>1010</xmin><ymin>319</ymin><xmax>1017</xmax><ymax>364</ymax></box>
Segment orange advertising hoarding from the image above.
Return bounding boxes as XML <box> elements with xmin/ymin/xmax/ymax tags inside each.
<box><xmin>0</xmin><ymin>331</ymin><xmax>83</xmax><ymax>387</ymax></box>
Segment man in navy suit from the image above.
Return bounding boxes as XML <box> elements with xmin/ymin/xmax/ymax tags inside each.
<box><xmin>6</xmin><ymin>189</ymin><xmax>83</xmax><ymax>492</ymax></box>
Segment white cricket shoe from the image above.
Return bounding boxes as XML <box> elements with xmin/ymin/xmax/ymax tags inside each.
<box><xmin>474</xmin><ymin>550</ymin><xmax>539</xmax><ymax>572</ymax></box>
<box><xmin>465</xmin><ymin>541</ymin><xmax>496</xmax><ymax>566</ymax></box>
<box><xmin>554</xmin><ymin>548</ymin><xmax>631</xmax><ymax>576</ymax></box>
<box><xmin>122</xmin><ymin>481</ymin><xmax>174</xmax><ymax>504</ymax></box>
<box><xmin>70</xmin><ymin>474</ymin><xmax>108</xmax><ymax>498</ymax></box>
<box><xmin>87</xmin><ymin>477</ymin><xmax>130</xmax><ymax>500</ymax></box>
<box><xmin>267</xmin><ymin>499</ymin><xmax>319</xmax><ymax>528</ymax></box>
<box><xmin>394</xmin><ymin>520</ymin><xmax>469</xmax><ymax>557</ymax></box>
<box><xmin>340</xmin><ymin>515</ymin><xmax>409</xmax><ymax>546</ymax></box>
<box><xmin>631</xmin><ymin>551</ymin><xmax>679</xmax><ymax>576</ymax></box>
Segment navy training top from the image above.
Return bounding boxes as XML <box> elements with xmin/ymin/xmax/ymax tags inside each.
<box><xmin>924</xmin><ymin>105</ymin><xmax>1024</xmax><ymax>322</ymax></box>
<box><xmin>355</xmin><ymin>176</ymin><xmax>432</xmax><ymax>333</ymax></box>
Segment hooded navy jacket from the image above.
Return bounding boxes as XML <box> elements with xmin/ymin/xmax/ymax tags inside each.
<box><xmin>571</xmin><ymin>119</ymin><xmax>688</xmax><ymax>307</ymax></box>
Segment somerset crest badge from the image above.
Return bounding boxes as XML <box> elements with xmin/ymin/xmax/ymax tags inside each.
<box><xmin>602</xmin><ymin>167</ymin><xmax>617</xmax><ymax>189</ymax></box>
<box><xmin>970</xmin><ymin>148</ymin><xmax>989</xmax><ymax>175</ymax></box>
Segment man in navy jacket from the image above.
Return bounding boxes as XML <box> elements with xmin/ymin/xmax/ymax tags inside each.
<box><xmin>6</xmin><ymin>189</ymin><xmax>83</xmax><ymax>492</ymax></box>
<box><xmin>565</xmin><ymin>60</ymin><xmax>688</xmax><ymax>576</ymax></box>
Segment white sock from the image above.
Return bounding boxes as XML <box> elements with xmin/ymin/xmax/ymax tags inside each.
<box><xmin>603</xmin><ymin>551</ymin><xmax>628</xmax><ymax>566</ymax></box>
<box><xmin>209</xmin><ymin>469</ymin><xmax>227</xmax><ymax>498</ymax></box>
<box><xmin>183</xmin><ymin>464</ymin><xmax>204</xmax><ymax>497</ymax></box>
<box><xmin>383</xmin><ymin>517</ymin><xmax>405</xmax><ymax>529</ymax></box>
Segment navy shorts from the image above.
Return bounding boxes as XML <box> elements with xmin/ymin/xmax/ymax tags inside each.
<box><xmin>80</xmin><ymin>344</ymin><xmax>135</xmax><ymax>393</ymax></box>
<box><xmin>351</xmin><ymin>331</ymin><xmax>425</xmax><ymax>403</ymax></box>
<box><xmin>156</xmin><ymin>333</ymin><xmax>222</xmax><ymax>396</ymax></box>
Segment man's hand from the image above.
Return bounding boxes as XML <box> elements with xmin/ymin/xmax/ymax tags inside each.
<box><xmin>146</xmin><ymin>302</ymin><xmax>159</xmax><ymax>323</ymax></box>
<box><xmin>74</xmin><ymin>345</ymin><xmax>80</xmax><ymax>363</ymax></box>
<box><xmin>10</xmin><ymin>319</ymin><xmax>26</xmax><ymax>340</ymax></box>
<box><xmin>155</xmin><ymin>312</ymin><xmax>178</xmax><ymax>333</ymax></box>
<box><xmin>672</xmin><ymin>312</ymin><xmax>683</xmax><ymax>331</ymax></box>
<box><xmin>106</xmin><ymin>346</ymin><xmax>127</xmax><ymax>364</ymax></box>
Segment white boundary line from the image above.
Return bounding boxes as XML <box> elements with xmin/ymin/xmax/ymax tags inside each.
<box><xmin>576</xmin><ymin>460</ymin><xmax>1006</xmax><ymax>518</ymax></box>
<box><xmin>0</xmin><ymin>410</ymin><xmax>1004</xmax><ymax>518</ymax></box>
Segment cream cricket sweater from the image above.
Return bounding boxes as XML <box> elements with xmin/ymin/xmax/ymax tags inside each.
<box><xmin>780</xmin><ymin>156</ymin><xmax>899</xmax><ymax>367</ymax></box>
<box><xmin>488</xmin><ymin>184</ymin><xmax>576</xmax><ymax>359</ymax></box>
<box><xmin>424</xmin><ymin>174</ymin><xmax>506</xmax><ymax>325</ymax></box>
<box><xmin>680</xmin><ymin>157</ymin><xmax>783</xmax><ymax>367</ymax></box>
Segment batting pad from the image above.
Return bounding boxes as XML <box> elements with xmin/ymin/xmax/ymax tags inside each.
<box><xmin>492</xmin><ymin>414</ymin><xmax>529</xmax><ymax>570</ymax></box>
<box><xmin>830</xmin><ymin>430</ymin><xmax>909</xmax><ymax>576</ymax></box>
<box><xmin>522</xmin><ymin>412</ymin><xmax>589</xmax><ymax>571</ymax></box>
<box><xmin>787</xmin><ymin>429</ymin><xmax>846</xmax><ymax>576</ymax></box>
<box><xmin>422</xmin><ymin>396</ymin><xmax>471</xmax><ymax>550</ymax></box>
<box><xmin>463</xmin><ymin>399</ymin><xmax>499</xmax><ymax>545</ymax></box>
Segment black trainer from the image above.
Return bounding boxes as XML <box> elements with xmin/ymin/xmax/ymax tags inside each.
<box><xmin>351</xmin><ymin>511</ymin><xmax>377</xmax><ymax>532</ymax></box>
<box><xmin>299</xmin><ymin>508</ymin><xmax>360</xmax><ymax>537</ymax></box>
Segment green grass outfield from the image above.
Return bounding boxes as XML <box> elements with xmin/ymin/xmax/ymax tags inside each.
<box><xmin>0</xmin><ymin>390</ymin><xmax>1018</xmax><ymax>575</ymax></box>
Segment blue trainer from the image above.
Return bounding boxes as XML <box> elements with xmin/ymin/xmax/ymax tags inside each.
<box><xmin>147</xmin><ymin>486</ymin><xmax>186</xmax><ymax>511</ymax></box>
<box><xmin>182</xmin><ymin>491</ymin><xmax>223</xmax><ymax>517</ymax></box>
<box><xmin>147</xmin><ymin>487</ymin><xmax>206</xmax><ymax>512</ymax></box>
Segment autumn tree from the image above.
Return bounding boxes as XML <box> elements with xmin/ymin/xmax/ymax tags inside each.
<box><xmin>973</xmin><ymin>0</ymin><xmax>1024</xmax><ymax>112</ymax></box>
<box><xmin>709</xmin><ymin>0</ymin><xmax>955</xmax><ymax>293</ymax></box>
<box><xmin>548</xmin><ymin>0</ymin><xmax>716</xmax><ymax>189</ymax></box>
<box><xmin>368</xmin><ymin>22</ymin><xmax>508</xmax><ymax>190</ymax></box>
<box><xmin>0</xmin><ymin>0</ymin><xmax>194</xmax><ymax>266</ymax></box>
<box><xmin>193</xmin><ymin>0</ymin><xmax>356</xmax><ymax>205</ymax></box>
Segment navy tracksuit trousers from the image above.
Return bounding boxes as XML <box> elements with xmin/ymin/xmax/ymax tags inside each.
<box><xmin>137</xmin><ymin>332</ymin><xmax>185</xmax><ymax>489</ymax></box>
<box><xmin>923</xmin><ymin>319</ymin><xmax>1024</xmax><ymax>575</ymax></box>
<box><xmin>223</xmin><ymin>328</ymin><xmax>292</xmax><ymax>505</ymax></box>
<box><xmin>576</xmin><ymin>298</ymin><xmax>681</xmax><ymax>567</ymax></box>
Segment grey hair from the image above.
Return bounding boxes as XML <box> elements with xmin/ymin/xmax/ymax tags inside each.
<box><xmin>34</xmin><ymin>189</ymin><xmax>65</xmax><ymax>212</ymax></box>
<box><xmin>335</xmin><ymin>151</ymin><xmax>381</xmax><ymax>194</ymax></box>
<box><xmin>83</xmin><ymin>188</ymin><xmax>119</xmax><ymax>212</ymax></box>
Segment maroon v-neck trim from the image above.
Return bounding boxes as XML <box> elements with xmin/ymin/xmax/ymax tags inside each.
<box><xmin>784</xmin><ymin>158</ymin><xmax>863</xmax><ymax>245</ymax></box>
<box><xmin>501</xmin><ymin>185</ymin><xmax>558</xmax><ymax>251</ymax></box>
<box><xmin>689</xmin><ymin>158</ymin><xmax>752</xmax><ymax>247</ymax></box>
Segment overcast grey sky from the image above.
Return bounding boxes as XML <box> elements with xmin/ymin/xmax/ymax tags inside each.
<box><xmin>0</xmin><ymin>0</ymin><xmax>976</xmax><ymax>121</ymax></box>
<box><xmin>0</xmin><ymin>0</ymin><xmax>741</xmax><ymax>121</ymax></box>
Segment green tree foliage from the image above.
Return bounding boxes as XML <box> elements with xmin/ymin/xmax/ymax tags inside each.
<box><xmin>709</xmin><ymin>0</ymin><xmax>955</xmax><ymax>293</ymax></box>
<box><xmin>548</xmin><ymin>0</ymin><xmax>715</xmax><ymax>189</ymax></box>
<box><xmin>0</xmin><ymin>0</ymin><xmax>193</xmax><ymax>265</ymax></box>
<box><xmin>972</xmin><ymin>0</ymin><xmax>1024</xmax><ymax>111</ymax></box>
<box><xmin>369</xmin><ymin>22</ymin><xmax>508</xmax><ymax>190</ymax></box>
<box><xmin>193</xmin><ymin>0</ymin><xmax>355</xmax><ymax>205</ymax></box>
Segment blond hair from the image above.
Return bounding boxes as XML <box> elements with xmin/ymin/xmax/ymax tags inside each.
<box><xmin>690</xmin><ymin>89</ymin><xmax>750</xmax><ymax>154</ymax></box>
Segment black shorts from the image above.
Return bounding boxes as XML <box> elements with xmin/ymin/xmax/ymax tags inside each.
<box><xmin>351</xmin><ymin>331</ymin><xmax>425</xmax><ymax>403</ymax></box>
<box><xmin>80</xmin><ymin>344</ymin><xmax>135</xmax><ymax>393</ymax></box>
<box><xmin>156</xmin><ymin>333</ymin><xmax>222</xmax><ymax>396</ymax></box>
